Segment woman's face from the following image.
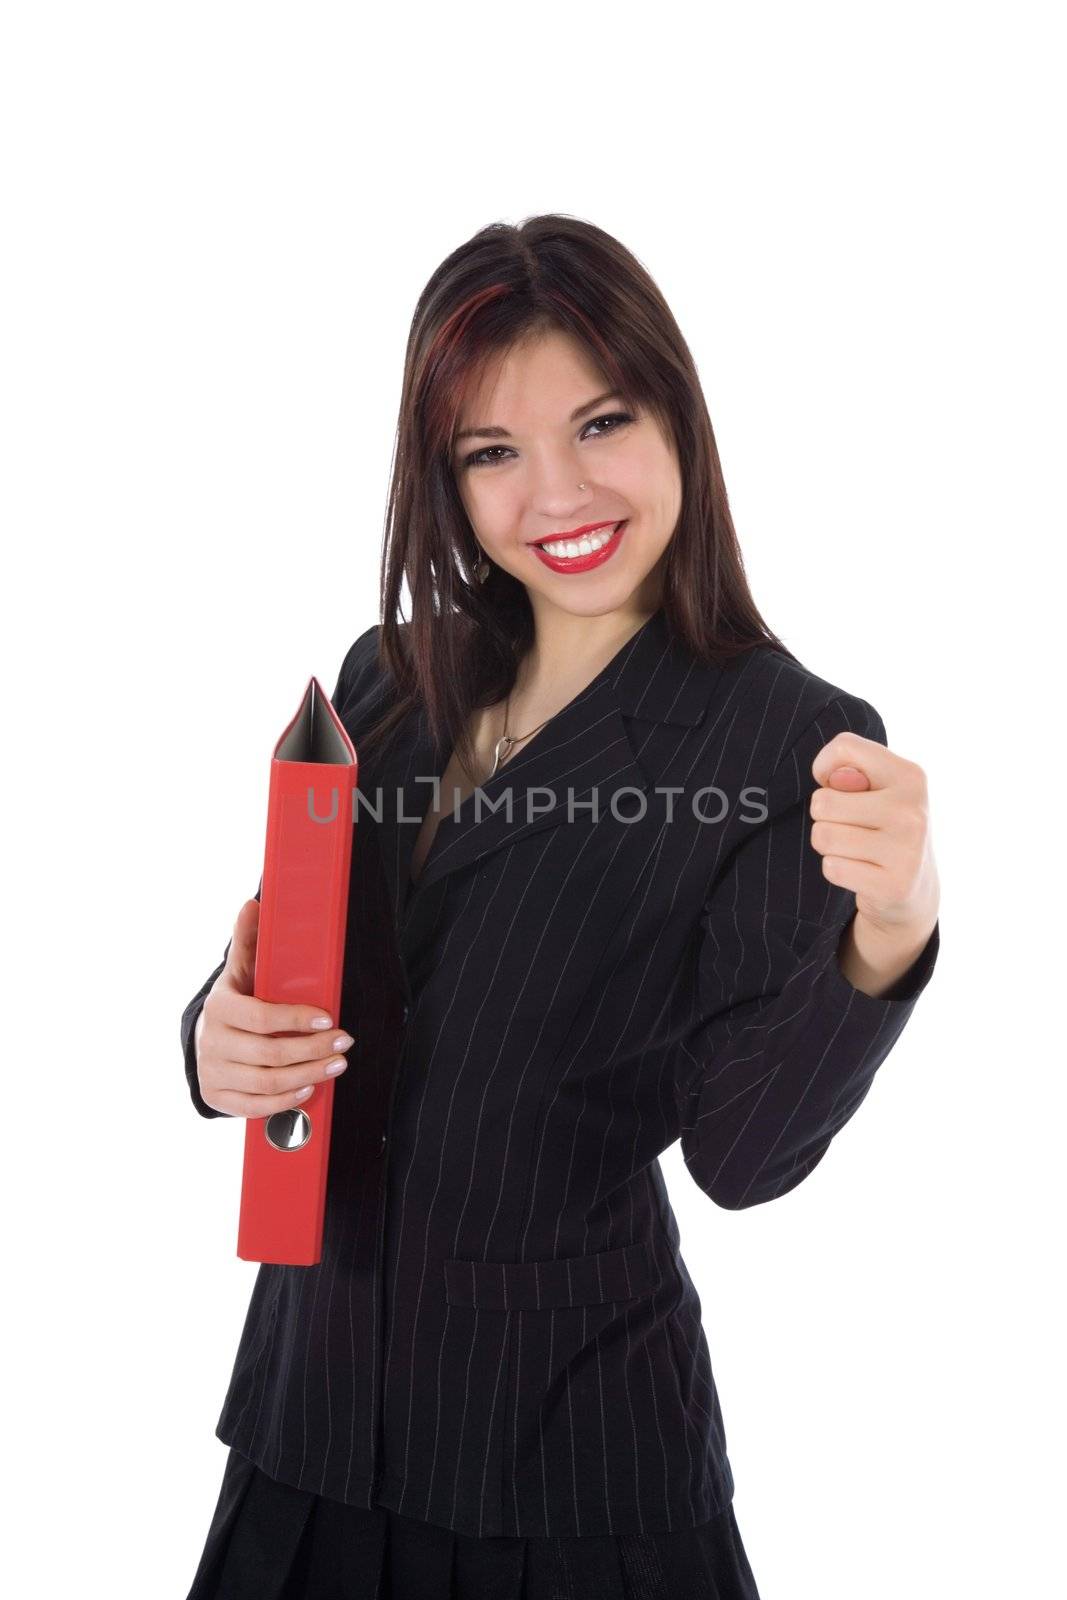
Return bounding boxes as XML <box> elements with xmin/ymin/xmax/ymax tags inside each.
<box><xmin>451</xmin><ymin>327</ymin><xmax>681</xmax><ymax>621</ymax></box>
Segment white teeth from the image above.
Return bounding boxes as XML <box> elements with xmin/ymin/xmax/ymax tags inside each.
<box><xmin>540</xmin><ymin>524</ymin><xmax>618</xmax><ymax>558</ymax></box>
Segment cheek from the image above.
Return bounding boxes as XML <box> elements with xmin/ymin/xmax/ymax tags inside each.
<box><xmin>620</xmin><ymin>436</ymin><xmax>676</xmax><ymax>496</ymax></box>
<box><xmin>463</xmin><ymin>484</ymin><xmax>522</xmax><ymax>552</ymax></box>
<box><xmin>472</xmin><ymin>478</ymin><xmax>522</xmax><ymax>525</ymax></box>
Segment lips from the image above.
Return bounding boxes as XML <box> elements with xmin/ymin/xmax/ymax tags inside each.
<box><xmin>530</xmin><ymin>519</ymin><xmax>629</xmax><ymax>573</ymax></box>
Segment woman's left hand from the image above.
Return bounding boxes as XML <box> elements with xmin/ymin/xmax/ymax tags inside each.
<box><xmin>808</xmin><ymin>730</ymin><xmax>940</xmax><ymax>967</ymax></box>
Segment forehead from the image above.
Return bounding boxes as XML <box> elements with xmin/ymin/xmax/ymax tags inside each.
<box><xmin>455</xmin><ymin>329</ymin><xmax>609</xmax><ymax>425</ymax></box>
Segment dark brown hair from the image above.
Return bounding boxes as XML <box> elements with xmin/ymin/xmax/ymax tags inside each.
<box><xmin>361</xmin><ymin>213</ymin><xmax>794</xmax><ymax>774</ymax></box>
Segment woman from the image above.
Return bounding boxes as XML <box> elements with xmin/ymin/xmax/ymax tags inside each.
<box><xmin>182</xmin><ymin>215</ymin><xmax>940</xmax><ymax>1598</ymax></box>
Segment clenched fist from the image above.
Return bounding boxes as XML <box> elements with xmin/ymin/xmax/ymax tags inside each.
<box><xmin>809</xmin><ymin>730</ymin><xmax>939</xmax><ymax>994</ymax></box>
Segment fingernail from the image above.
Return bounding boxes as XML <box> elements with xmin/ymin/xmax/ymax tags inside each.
<box><xmin>332</xmin><ymin>1033</ymin><xmax>354</xmax><ymax>1051</ymax></box>
<box><xmin>325</xmin><ymin>1058</ymin><xmax>347</xmax><ymax>1077</ymax></box>
<box><xmin>310</xmin><ymin>1016</ymin><xmax>333</xmax><ymax>1029</ymax></box>
<box><xmin>295</xmin><ymin>1085</ymin><xmax>314</xmax><ymax>1099</ymax></box>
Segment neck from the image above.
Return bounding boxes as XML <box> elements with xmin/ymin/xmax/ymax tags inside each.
<box><xmin>508</xmin><ymin>603</ymin><xmax>659</xmax><ymax>728</ymax></box>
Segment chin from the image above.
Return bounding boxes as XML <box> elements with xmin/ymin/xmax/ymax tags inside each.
<box><xmin>529</xmin><ymin>579</ymin><xmax>646</xmax><ymax>618</ymax></box>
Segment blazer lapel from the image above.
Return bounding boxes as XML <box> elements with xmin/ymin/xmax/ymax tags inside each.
<box><xmin>365</xmin><ymin>607</ymin><xmax>722</xmax><ymax>931</ymax></box>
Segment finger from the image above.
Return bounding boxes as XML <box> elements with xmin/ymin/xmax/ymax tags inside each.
<box><xmin>820</xmin><ymin>855</ymin><xmax>890</xmax><ymax>897</ymax></box>
<box><xmin>823</xmin><ymin>766</ymin><xmax>871</xmax><ymax>792</ymax></box>
<box><xmin>224</xmin><ymin>899</ymin><xmax>261</xmax><ymax>992</ymax></box>
<box><xmin>811</xmin><ymin>731</ymin><xmax>894</xmax><ymax>791</ymax></box>
<box><xmin>809</xmin><ymin>786</ymin><xmax>891</xmax><ymax>827</ymax></box>
<box><xmin>809</xmin><ymin>818</ymin><xmax>890</xmax><ymax>868</ymax></box>
<box><xmin>209</xmin><ymin>983</ymin><xmax>337</xmax><ymax>1038</ymax></box>
<box><xmin>810</xmin><ymin>786</ymin><xmax>927</xmax><ymax>852</ymax></box>
<box><xmin>211</xmin><ymin>1052</ymin><xmax>349</xmax><ymax>1103</ymax></box>
<box><xmin>220</xmin><ymin>1025</ymin><xmax>354</xmax><ymax>1070</ymax></box>
<box><xmin>198</xmin><ymin>1078</ymin><xmax>327</xmax><ymax>1121</ymax></box>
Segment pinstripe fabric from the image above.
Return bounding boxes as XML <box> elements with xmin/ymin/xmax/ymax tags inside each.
<box><xmin>180</xmin><ymin>608</ymin><xmax>939</xmax><ymax>1539</ymax></box>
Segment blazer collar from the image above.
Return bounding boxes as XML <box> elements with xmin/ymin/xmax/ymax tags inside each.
<box><xmin>366</xmin><ymin>607</ymin><xmax>723</xmax><ymax>926</ymax></box>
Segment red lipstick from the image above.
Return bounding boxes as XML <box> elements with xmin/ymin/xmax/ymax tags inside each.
<box><xmin>530</xmin><ymin>520</ymin><xmax>629</xmax><ymax>575</ymax></box>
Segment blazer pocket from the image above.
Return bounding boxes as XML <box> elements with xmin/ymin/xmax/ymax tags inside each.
<box><xmin>443</xmin><ymin>1240</ymin><xmax>654</xmax><ymax>1311</ymax></box>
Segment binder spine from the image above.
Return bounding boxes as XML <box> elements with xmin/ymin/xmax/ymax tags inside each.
<box><xmin>237</xmin><ymin>681</ymin><xmax>357</xmax><ymax>1267</ymax></box>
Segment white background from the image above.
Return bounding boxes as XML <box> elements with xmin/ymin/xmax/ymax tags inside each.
<box><xmin>3</xmin><ymin>4</ymin><xmax>1061</xmax><ymax>1595</ymax></box>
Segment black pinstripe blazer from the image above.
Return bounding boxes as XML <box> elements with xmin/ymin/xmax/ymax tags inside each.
<box><xmin>180</xmin><ymin>606</ymin><xmax>939</xmax><ymax>1539</ymax></box>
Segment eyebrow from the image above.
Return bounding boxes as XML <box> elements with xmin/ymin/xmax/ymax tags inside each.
<box><xmin>453</xmin><ymin>390</ymin><xmax>624</xmax><ymax>444</ymax></box>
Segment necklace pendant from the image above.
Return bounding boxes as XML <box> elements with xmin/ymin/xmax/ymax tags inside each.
<box><xmin>489</xmin><ymin>733</ymin><xmax>514</xmax><ymax>779</ymax></box>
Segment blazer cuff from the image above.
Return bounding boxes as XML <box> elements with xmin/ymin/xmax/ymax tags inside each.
<box><xmin>822</xmin><ymin>916</ymin><xmax>940</xmax><ymax>1011</ymax></box>
<box><xmin>181</xmin><ymin>962</ymin><xmax>228</xmax><ymax>1119</ymax></box>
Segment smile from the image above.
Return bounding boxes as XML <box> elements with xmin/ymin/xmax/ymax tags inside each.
<box><xmin>530</xmin><ymin>520</ymin><xmax>629</xmax><ymax>573</ymax></box>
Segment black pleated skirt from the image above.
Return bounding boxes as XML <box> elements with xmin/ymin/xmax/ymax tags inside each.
<box><xmin>185</xmin><ymin>1447</ymin><xmax>762</xmax><ymax>1599</ymax></box>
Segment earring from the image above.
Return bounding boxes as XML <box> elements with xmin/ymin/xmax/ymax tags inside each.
<box><xmin>578</xmin><ymin>483</ymin><xmax>586</xmax><ymax>490</ymax></box>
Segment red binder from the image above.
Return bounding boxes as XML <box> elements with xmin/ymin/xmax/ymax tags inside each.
<box><xmin>237</xmin><ymin>676</ymin><xmax>358</xmax><ymax>1266</ymax></box>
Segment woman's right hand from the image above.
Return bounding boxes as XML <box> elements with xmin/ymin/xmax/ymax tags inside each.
<box><xmin>194</xmin><ymin>898</ymin><xmax>353</xmax><ymax>1119</ymax></box>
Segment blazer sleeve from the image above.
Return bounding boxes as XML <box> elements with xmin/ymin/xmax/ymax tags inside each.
<box><xmin>179</xmin><ymin>625</ymin><xmax>379</xmax><ymax>1119</ymax></box>
<box><xmin>676</xmin><ymin>691</ymin><xmax>940</xmax><ymax>1209</ymax></box>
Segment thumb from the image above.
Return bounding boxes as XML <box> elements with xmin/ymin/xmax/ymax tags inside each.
<box><xmin>225</xmin><ymin>897</ymin><xmax>261</xmax><ymax>993</ymax></box>
<box><xmin>824</xmin><ymin>765</ymin><xmax>871</xmax><ymax>792</ymax></box>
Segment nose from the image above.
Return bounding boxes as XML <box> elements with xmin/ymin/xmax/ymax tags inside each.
<box><xmin>525</xmin><ymin>449</ymin><xmax>595</xmax><ymax>514</ymax></box>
